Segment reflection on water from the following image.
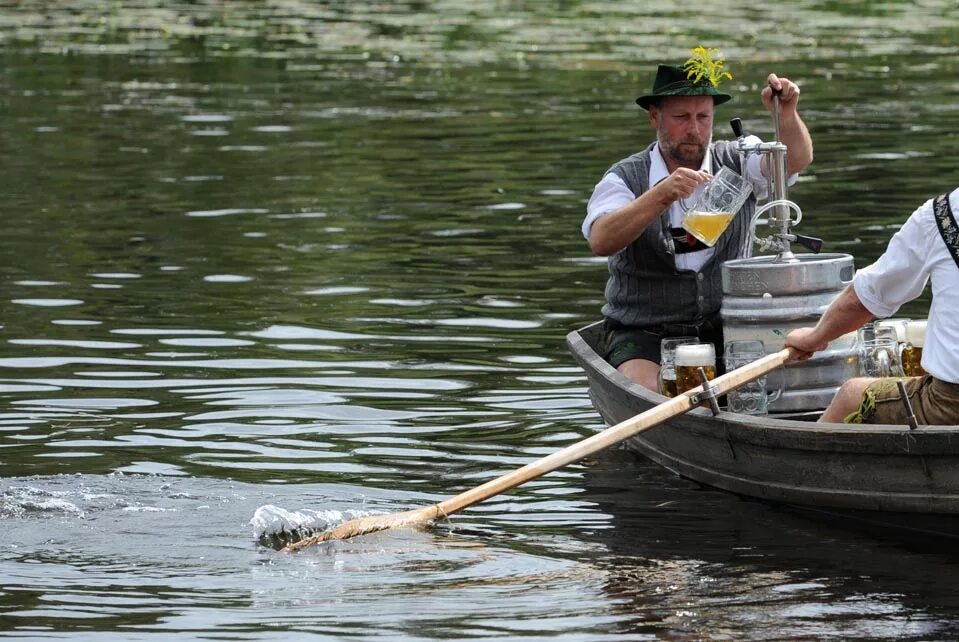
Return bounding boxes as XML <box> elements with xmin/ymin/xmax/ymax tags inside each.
<box><xmin>3</xmin><ymin>2</ymin><xmax>959</xmax><ymax>640</ymax></box>
<box><xmin>584</xmin><ymin>452</ymin><xmax>959</xmax><ymax>640</ymax></box>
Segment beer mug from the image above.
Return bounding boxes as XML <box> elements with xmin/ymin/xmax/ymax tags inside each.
<box><xmin>877</xmin><ymin>318</ymin><xmax>909</xmax><ymax>344</ymax></box>
<box><xmin>658</xmin><ymin>336</ymin><xmax>698</xmax><ymax>398</ymax></box>
<box><xmin>682</xmin><ymin>166</ymin><xmax>753</xmax><ymax>247</ymax></box>
<box><xmin>723</xmin><ymin>340</ymin><xmax>782</xmax><ymax>415</ymax></box>
<box><xmin>900</xmin><ymin>319</ymin><xmax>927</xmax><ymax>377</ymax></box>
<box><xmin>674</xmin><ymin>343</ymin><xmax>717</xmax><ymax>395</ymax></box>
<box><xmin>857</xmin><ymin>323</ymin><xmax>903</xmax><ymax>377</ymax></box>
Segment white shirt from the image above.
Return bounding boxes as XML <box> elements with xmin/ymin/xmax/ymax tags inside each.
<box><xmin>583</xmin><ymin>137</ymin><xmax>791</xmax><ymax>272</ymax></box>
<box><xmin>853</xmin><ymin>190</ymin><xmax>959</xmax><ymax>383</ymax></box>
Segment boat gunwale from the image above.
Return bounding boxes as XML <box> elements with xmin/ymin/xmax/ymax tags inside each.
<box><xmin>566</xmin><ymin>321</ymin><xmax>959</xmax><ymax>450</ymax></box>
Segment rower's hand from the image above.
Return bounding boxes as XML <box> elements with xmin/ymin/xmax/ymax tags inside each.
<box><xmin>761</xmin><ymin>73</ymin><xmax>801</xmax><ymax>117</ymax></box>
<box><xmin>657</xmin><ymin>168</ymin><xmax>710</xmax><ymax>205</ymax></box>
<box><xmin>784</xmin><ymin>327</ymin><xmax>827</xmax><ymax>362</ymax></box>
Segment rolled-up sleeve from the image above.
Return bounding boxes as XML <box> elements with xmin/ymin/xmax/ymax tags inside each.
<box><xmin>853</xmin><ymin>200</ymin><xmax>935</xmax><ymax>318</ymax></box>
<box><xmin>583</xmin><ymin>173</ymin><xmax>635</xmax><ymax>240</ymax></box>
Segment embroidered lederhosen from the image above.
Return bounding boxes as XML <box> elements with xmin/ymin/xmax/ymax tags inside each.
<box><xmin>846</xmin><ymin>192</ymin><xmax>959</xmax><ymax>425</ymax></box>
<box><xmin>933</xmin><ymin>193</ymin><xmax>959</xmax><ymax>268</ymax></box>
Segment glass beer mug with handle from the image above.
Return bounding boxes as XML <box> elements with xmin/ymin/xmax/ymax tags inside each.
<box><xmin>900</xmin><ymin>319</ymin><xmax>927</xmax><ymax>377</ymax></box>
<box><xmin>877</xmin><ymin>317</ymin><xmax>909</xmax><ymax>344</ymax></box>
<box><xmin>658</xmin><ymin>336</ymin><xmax>699</xmax><ymax>398</ymax></box>
<box><xmin>857</xmin><ymin>323</ymin><xmax>903</xmax><ymax>377</ymax></box>
<box><xmin>674</xmin><ymin>343</ymin><xmax>717</xmax><ymax>396</ymax></box>
<box><xmin>723</xmin><ymin>339</ymin><xmax>782</xmax><ymax>415</ymax></box>
<box><xmin>682</xmin><ymin>166</ymin><xmax>753</xmax><ymax>247</ymax></box>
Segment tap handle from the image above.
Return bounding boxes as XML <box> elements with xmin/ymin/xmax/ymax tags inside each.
<box><xmin>771</xmin><ymin>86</ymin><xmax>782</xmax><ymax>143</ymax></box>
<box><xmin>730</xmin><ymin>118</ymin><xmax>745</xmax><ymax>138</ymax></box>
<box><xmin>794</xmin><ymin>233</ymin><xmax>823</xmax><ymax>254</ymax></box>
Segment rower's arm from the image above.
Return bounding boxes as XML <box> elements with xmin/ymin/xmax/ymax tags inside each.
<box><xmin>785</xmin><ymin>285</ymin><xmax>872</xmax><ymax>359</ymax></box>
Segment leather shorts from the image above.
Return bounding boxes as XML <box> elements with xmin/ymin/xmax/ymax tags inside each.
<box><xmin>849</xmin><ymin>375</ymin><xmax>959</xmax><ymax>425</ymax></box>
<box><xmin>603</xmin><ymin>315</ymin><xmax>725</xmax><ymax>368</ymax></box>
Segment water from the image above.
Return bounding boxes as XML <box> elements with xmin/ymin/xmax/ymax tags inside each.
<box><xmin>4</xmin><ymin>2</ymin><xmax>959</xmax><ymax>639</ymax></box>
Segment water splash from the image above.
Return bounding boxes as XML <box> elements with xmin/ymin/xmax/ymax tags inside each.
<box><xmin>1</xmin><ymin>486</ymin><xmax>86</xmax><ymax>518</ymax></box>
<box><xmin>249</xmin><ymin>504</ymin><xmax>377</xmax><ymax>550</ymax></box>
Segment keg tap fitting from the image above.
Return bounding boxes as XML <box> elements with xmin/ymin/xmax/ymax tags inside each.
<box><xmin>729</xmin><ymin>116</ymin><xmax>799</xmax><ymax>262</ymax></box>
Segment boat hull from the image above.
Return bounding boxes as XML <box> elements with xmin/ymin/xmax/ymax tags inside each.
<box><xmin>568</xmin><ymin>322</ymin><xmax>959</xmax><ymax>520</ymax></box>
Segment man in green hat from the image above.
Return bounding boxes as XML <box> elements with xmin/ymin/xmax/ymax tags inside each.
<box><xmin>582</xmin><ymin>53</ymin><xmax>813</xmax><ymax>391</ymax></box>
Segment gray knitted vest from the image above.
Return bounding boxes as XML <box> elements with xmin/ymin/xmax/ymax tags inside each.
<box><xmin>602</xmin><ymin>140</ymin><xmax>755</xmax><ymax>327</ymax></box>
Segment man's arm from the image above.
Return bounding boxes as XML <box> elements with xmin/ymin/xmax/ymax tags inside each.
<box><xmin>785</xmin><ymin>284</ymin><xmax>873</xmax><ymax>360</ymax></box>
<box><xmin>762</xmin><ymin>73</ymin><xmax>813</xmax><ymax>176</ymax></box>
<box><xmin>588</xmin><ymin>167</ymin><xmax>708</xmax><ymax>256</ymax></box>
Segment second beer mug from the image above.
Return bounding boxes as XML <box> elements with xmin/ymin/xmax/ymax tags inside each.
<box><xmin>674</xmin><ymin>343</ymin><xmax>717</xmax><ymax>395</ymax></box>
<box><xmin>658</xmin><ymin>336</ymin><xmax>699</xmax><ymax>398</ymax></box>
<box><xmin>901</xmin><ymin>319</ymin><xmax>927</xmax><ymax>377</ymax></box>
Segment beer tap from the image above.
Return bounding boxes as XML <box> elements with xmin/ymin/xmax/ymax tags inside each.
<box><xmin>730</xmin><ymin>106</ymin><xmax>822</xmax><ymax>262</ymax></box>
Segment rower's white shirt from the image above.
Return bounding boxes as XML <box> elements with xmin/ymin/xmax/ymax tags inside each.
<box><xmin>583</xmin><ymin>137</ymin><xmax>784</xmax><ymax>272</ymax></box>
<box><xmin>853</xmin><ymin>189</ymin><xmax>959</xmax><ymax>384</ymax></box>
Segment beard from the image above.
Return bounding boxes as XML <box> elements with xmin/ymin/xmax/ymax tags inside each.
<box><xmin>658</xmin><ymin>132</ymin><xmax>710</xmax><ymax>167</ymax></box>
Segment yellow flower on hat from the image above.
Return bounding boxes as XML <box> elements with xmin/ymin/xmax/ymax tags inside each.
<box><xmin>683</xmin><ymin>46</ymin><xmax>733</xmax><ymax>89</ymax></box>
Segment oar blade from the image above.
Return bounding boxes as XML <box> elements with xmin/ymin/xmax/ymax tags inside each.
<box><xmin>282</xmin><ymin>505</ymin><xmax>439</xmax><ymax>552</ymax></box>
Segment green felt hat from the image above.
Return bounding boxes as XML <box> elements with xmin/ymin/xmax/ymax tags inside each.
<box><xmin>636</xmin><ymin>64</ymin><xmax>732</xmax><ymax>110</ymax></box>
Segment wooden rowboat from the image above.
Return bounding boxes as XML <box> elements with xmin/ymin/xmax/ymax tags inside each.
<box><xmin>567</xmin><ymin>320</ymin><xmax>959</xmax><ymax>540</ymax></box>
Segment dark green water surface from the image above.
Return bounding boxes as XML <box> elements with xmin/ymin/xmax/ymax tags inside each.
<box><xmin>4</xmin><ymin>2</ymin><xmax>959</xmax><ymax>640</ymax></box>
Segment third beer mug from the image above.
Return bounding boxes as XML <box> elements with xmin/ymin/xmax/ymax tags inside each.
<box><xmin>901</xmin><ymin>319</ymin><xmax>927</xmax><ymax>377</ymax></box>
<box><xmin>674</xmin><ymin>343</ymin><xmax>717</xmax><ymax>395</ymax></box>
<box><xmin>857</xmin><ymin>323</ymin><xmax>903</xmax><ymax>377</ymax></box>
<box><xmin>877</xmin><ymin>318</ymin><xmax>909</xmax><ymax>344</ymax></box>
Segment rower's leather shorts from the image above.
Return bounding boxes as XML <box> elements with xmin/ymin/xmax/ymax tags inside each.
<box><xmin>846</xmin><ymin>375</ymin><xmax>959</xmax><ymax>425</ymax></box>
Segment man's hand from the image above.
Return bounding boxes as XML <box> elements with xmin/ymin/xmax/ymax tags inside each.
<box><xmin>761</xmin><ymin>73</ymin><xmax>801</xmax><ymax>117</ymax></box>
<box><xmin>655</xmin><ymin>168</ymin><xmax>710</xmax><ymax>206</ymax></box>
<box><xmin>784</xmin><ymin>327</ymin><xmax>828</xmax><ymax>362</ymax></box>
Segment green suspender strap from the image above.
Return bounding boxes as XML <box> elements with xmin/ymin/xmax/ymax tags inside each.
<box><xmin>933</xmin><ymin>192</ymin><xmax>959</xmax><ymax>269</ymax></box>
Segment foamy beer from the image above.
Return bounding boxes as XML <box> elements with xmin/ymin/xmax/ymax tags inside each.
<box><xmin>901</xmin><ymin>320</ymin><xmax>927</xmax><ymax>377</ymax></box>
<box><xmin>674</xmin><ymin>343</ymin><xmax>717</xmax><ymax>395</ymax></box>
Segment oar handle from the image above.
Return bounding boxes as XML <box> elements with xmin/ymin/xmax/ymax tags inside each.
<box><xmin>433</xmin><ymin>348</ymin><xmax>792</xmax><ymax>518</ymax></box>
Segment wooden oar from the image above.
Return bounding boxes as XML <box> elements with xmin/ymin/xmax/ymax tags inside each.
<box><xmin>282</xmin><ymin>348</ymin><xmax>793</xmax><ymax>552</ymax></box>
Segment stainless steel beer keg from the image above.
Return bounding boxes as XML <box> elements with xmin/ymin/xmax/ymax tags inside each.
<box><xmin>721</xmin><ymin>253</ymin><xmax>858</xmax><ymax>412</ymax></box>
